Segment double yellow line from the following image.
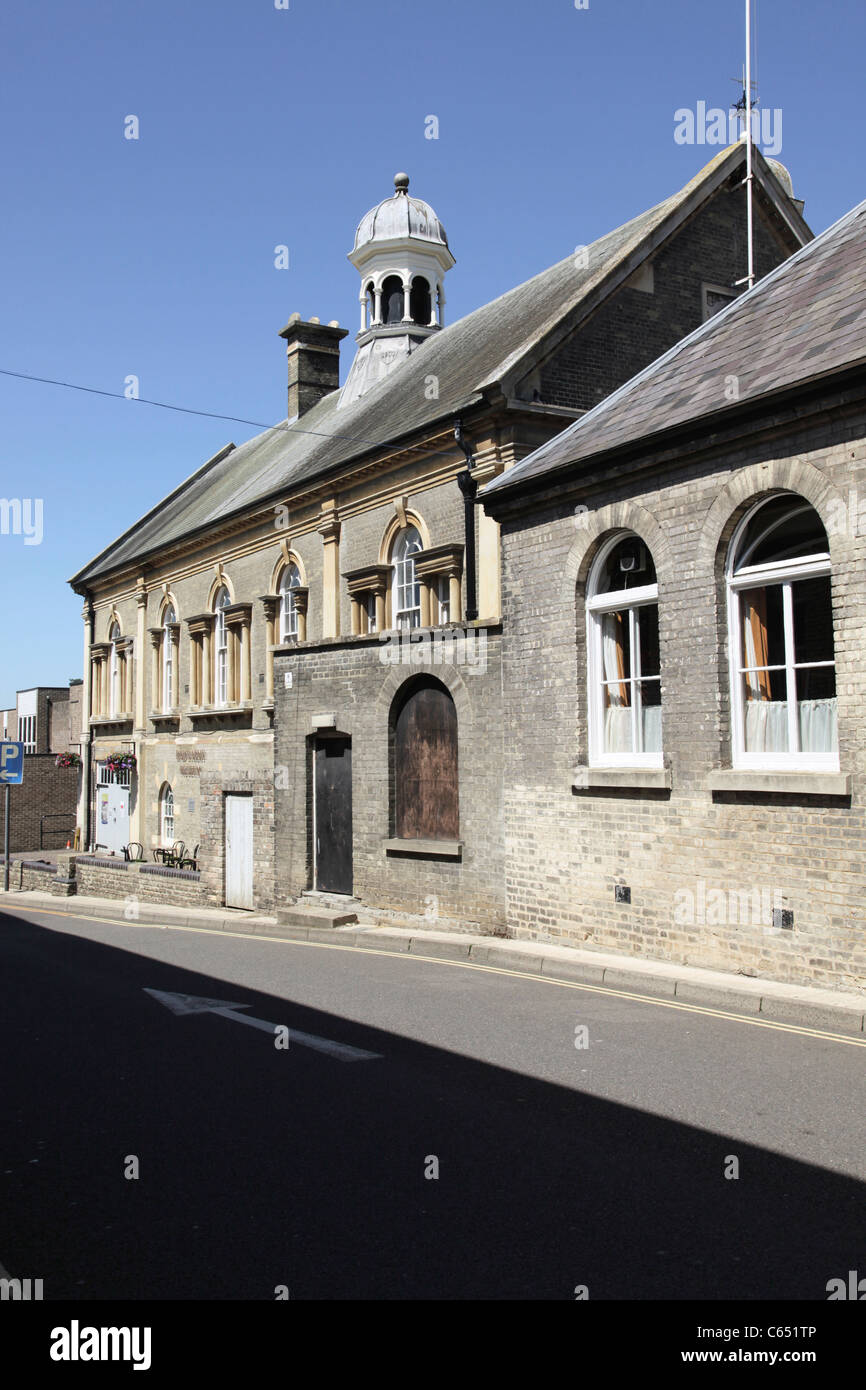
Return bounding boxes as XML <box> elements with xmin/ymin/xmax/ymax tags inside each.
<box><xmin>8</xmin><ymin>902</ymin><xmax>866</xmax><ymax>1049</ymax></box>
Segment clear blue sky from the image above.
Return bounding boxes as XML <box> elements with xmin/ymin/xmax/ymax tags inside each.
<box><xmin>1</xmin><ymin>0</ymin><xmax>863</xmax><ymax>704</ymax></box>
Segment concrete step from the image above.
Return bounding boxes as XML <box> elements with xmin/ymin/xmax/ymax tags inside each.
<box><xmin>276</xmin><ymin>904</ymin><xmax>358</xmax><ymax>930</ymax></box>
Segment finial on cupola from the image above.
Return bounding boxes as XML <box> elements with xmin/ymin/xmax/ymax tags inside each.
<box><xmin>394</xmin><ymin>172</ymin><xmax>410</xmax><ymax>194</ymax></box>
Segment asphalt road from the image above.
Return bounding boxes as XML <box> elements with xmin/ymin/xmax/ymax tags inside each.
<box><xmin>1</xmin><ymin>903</ymin><xmax>864</xmax><ymax>1300</ymax></box>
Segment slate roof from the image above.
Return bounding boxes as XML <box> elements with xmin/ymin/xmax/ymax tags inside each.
<box><xmin>71</xmin><ymin>144</ymin><xmax>805</xmax><ymax>586</ymax></box>
<box><xmin>484</xmin><ymin>197</ymin><xmax>866</xmax><ymax>501</ymax></box>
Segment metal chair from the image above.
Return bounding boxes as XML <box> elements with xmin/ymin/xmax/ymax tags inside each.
<box><xmin>177</xmin><ymin>844</ymin><xmax>199</xmax><ymax>871</ymax></box>
<box><xmin>164</xmin><ymin>841</ymin><xmax>186</xmax><ymax>867</ymax></box>
<box><xmin>123</xmin><ymin>842</ymin><xmax>144</xmax><ymax>862</ymax></box>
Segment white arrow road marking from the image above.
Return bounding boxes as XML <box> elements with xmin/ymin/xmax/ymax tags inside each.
<box><xmin>144</xmin><ymin>988</ymin><xmax>381</xmax><ymax>1062</ymax></box>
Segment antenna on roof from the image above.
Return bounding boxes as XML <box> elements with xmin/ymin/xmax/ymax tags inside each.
<box><xmin>731</xmin><ymin>0</ymin><xmax>758</xmax><ymax>290</ymax></box>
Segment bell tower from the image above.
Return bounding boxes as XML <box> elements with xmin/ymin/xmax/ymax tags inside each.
<box><xmin>339</xmin><ymin>173</ymin><xmax>455</xmax><ymax>407</ymax></box>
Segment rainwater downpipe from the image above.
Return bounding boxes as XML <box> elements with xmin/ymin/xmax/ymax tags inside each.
<box><xmin>454</xmin><ymin>418</ymin><xmax>478</xmax><ymax>622</ymax></box>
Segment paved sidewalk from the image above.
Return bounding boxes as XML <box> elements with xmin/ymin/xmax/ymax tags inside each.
<box><xmin>2</xmin><ymin>887</ymin><xmax>864</xmax><ymax>1037</ymax></box>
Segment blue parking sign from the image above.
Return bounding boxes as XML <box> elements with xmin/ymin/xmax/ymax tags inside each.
<box><xmin>0</xmin><ymin>742</ymin><xmax>24</xmax><ymax>784</ymax></box>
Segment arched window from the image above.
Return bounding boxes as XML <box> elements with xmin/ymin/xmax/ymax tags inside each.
<box><xmin>392</xmin><ymin>526</ymin><xmax>423</xmax><ymax>629</ymax></box>
<box><xmin>393</xmin><ymin>679</ymin><xmax>459</xmax><ymax>840</ymax></box>
<box><xmin>727</xmin><ymin>495</ymin><xmax>837</xmax><ymax>767</ymax></box>
<box><xmin>381</xmin><ymin>275</ymin><xmax>404</xmax><ymax>325</ymax></box>
<box><xmin>586</xmin><ymin>533</ymin><xmax>661</xmax><ymax>765</ymax></box>
<box><xmin>410</xmin><ymin>276</ymin><xmax>431</xmax><ymax>325</ymax></box>
<box><xmin>214</xmin><ymin>587</ymin><xmax>230</xmax><ymax>707</ymax></box>
<box><xmin>108</xmin><ymin>622</ymin><xmax>121</xmax><ymax>718</ymax></box>
<box><xmin>162</xmin><ymin>604</ymin><xmax>176</xmax><ymax>711</ymax></box>
<box><xmin>280</xmin><ymin>564</ymin><xmax>301</xmax><ymax>641</ymax></box>
<box><xmin>160</xmin><ymin>783</ymin><xmax>175</xmax><ymax>846</ymax></box>
<box><xmin>365</xmin><ymin>281</ymin><xmax>376</xmax><ymax>328</ymax></box>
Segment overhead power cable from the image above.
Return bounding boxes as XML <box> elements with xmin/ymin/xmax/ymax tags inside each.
<box><xmin>0</xmin><ymin>366</ymin><xmax>468</xmax><ymax>466</ymax></box>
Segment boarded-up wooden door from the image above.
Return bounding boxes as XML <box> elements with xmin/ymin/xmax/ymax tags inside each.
<box><xmin>315</xmin><ymin>738</ymin><xmax>352</xmax><ymax>894</ymax></box>
<box><xmin>395</xmin><ymin>683</ymin><xmax>458</xmax><ymax>839</ymax></box>
<box><xmin>225</xmin><ymin>794</ymin><xmax>253</xmax><ymax>909</ymax></box>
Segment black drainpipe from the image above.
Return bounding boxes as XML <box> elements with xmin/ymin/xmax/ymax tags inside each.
<box><xmin>454</xmin><ymin>418</ymin><xmax>478</xmax><ymax>622</ymax></box>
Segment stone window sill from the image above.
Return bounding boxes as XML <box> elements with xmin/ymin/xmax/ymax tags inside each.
<box><xmin>90</xmin><ymin>714</ymin><xmax>133</xmax><ymax>726</ymax></box>
<box><xmin>188</xmin><ymin>702</ymin><xmax>253</xmax><ymax>720</ymax></box>
<box><xmin>384</xmin><ymin>837</ymin><xmax>462</xmax><ymax>859</ymax></box>
<box><xmin>708</xmin><ymin>769</ymin><xmax>851</xmax><ymax>796</ymax></box>
<box><xmin>572</xmin><ymin>767</ymin><xmax>671</xmax><ymax>791</ymax></box>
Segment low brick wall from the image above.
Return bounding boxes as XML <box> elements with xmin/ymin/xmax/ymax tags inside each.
<box><xmin>74</xmin><ymin>857</ymin><xmax>206</xmax><ymax>907</ymax></box>
<box><xmin>10</xmin><ymin>860</ymin><xmax>58</xmax><ymax>891</ymax></box>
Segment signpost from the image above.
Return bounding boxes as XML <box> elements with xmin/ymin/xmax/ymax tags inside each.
<box><xmin>0</xmin><ymin>742</ymin><xmax>24</xmax><ymax>892</ymax></box>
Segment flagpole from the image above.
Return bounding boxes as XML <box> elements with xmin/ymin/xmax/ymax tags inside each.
<box><xmin>745</xmin><ymin>0</ymin><xmax>755</xmax><ymax>288</ymax></box>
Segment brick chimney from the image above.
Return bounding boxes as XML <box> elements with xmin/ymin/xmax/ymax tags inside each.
<box><xmin>278</xmin><ymin>314</ymin><xmax>348</xmax><ymax>418</ymax></box>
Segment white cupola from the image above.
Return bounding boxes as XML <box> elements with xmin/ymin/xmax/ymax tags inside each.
<box><xmin>339</xmin><ymin>173</ymin><xmax>455</xmax><ymax>407</ymax></box>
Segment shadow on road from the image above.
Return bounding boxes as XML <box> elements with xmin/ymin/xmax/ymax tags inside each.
<box><xmin>0</xmin><ymin>909</ymin><xmax>861</xmax><ymax>1300</ymax></box>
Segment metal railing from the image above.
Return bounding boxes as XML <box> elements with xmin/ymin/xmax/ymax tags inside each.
<box><xmin>39</xmin><ymin>815</ymin><xmax>77</xmax><ymax>850</ymax></box>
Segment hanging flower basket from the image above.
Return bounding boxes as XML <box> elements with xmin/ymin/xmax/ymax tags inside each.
<box><xmin>55</xmin><ymin>752</ymin><xmax>81</xmax><ymax>769</ymax></box>
<box><xmin>104</xmin><ymin>752</ymin><xmax>137</xmax><ymax>775</ymax></box>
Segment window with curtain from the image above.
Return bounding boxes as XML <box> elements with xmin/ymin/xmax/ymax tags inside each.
<box><xmin>280</xmin><ymin>564</ymin><xmax>301</xmax><ymax>641</ymax></box>
<box><xmin>587</xmin><ymin>534</ymin><xmax>662</xmax><ymax>765</ymax></box>
<box><xmin>162</xmin><ymin>604</ymin><xmax>176</xmax><ymax>711</ymax></box>
<box><xmin>392</xmin><ymin>526</ymin><xmax>422</xmax><ymax>629</ymax></box>
<box><xmin>214</xmin><ymin>587</ymin><xmax>230</xmax><ymax>707</ymax></box>
<box><xmin>160</xmin><ymin>783</ymin><xmax>174</xmax><ymax>846</ymax></box>
<box><xmin>728</xmin><ymin>495</ymin><xmax>837</xmax><ymax>767</ymax></box>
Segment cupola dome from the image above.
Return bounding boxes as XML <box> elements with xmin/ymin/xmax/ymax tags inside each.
<box><xmin>340</xmin><ymin>173</ymin><xmax>456</xmax><ymax>408</ymax></box>
<box><xmin>353</xmin><ymin>173</ymin><xmax>450</xmax><ymax>253</ymax></box>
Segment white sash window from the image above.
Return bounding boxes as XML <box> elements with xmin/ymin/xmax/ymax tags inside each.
<box><xmin>587</xmin><ymin>533</ymin><xmax>662</xmax><ymax>767</ymax></box>
<box><xmin>392</xmin><ymin>527</ymin><xmax>422</xmax><ymax>629</ymax></box>
<box><xmin>727</xmin><ymin>496</ymin><xmax>837</xmax><ymax>769</ymax></box>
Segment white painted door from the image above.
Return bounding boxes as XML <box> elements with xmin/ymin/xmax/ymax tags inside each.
<box><xmin>97</xmin><ymin>784</ymin><xmax>129</xmax><ymax>855</ymax></box>
<box><xmin>225</xmin><ymin>795</ymin><xmax>253</xmax><ymax>909</ymax></box>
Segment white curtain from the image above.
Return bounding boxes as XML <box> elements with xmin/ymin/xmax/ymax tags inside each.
<box><xmin>602</xmin><ymin>613</ymin><xmax>631</xmax><ymax>754</ymax></box>
<box><xmin>744</xmin><ymin>700</ymin><xmax>789</xmax><ymax>753</ymax></box>
<box><xmin>642</xmin><ymin>705</ymin><xmax>663</xmax><ymax>753</ymax></box>
<box><xmin>798</xmin><ymin>697</ymin><xmax>837</xmax><ymax>754</ymax></box>
<box><xmin>745</xmin><ymin>697</ymin><xmax>837</xmax><ymax>753</ymax></box>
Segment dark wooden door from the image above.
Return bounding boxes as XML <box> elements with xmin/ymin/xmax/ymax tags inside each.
<box><xmin>315</xmin><ymin>737</ymin><xmax>352</xmax><ymax>894</ymax></box>
<box><xmin>395</xmin><ymin>683</ymin><xmax>459</xmax><ymax>839</ymax></box>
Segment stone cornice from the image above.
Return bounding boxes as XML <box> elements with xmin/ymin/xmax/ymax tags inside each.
<box><xmin>223</xmin><ymin>602</ymin><xmax>253</xmax><ymax>628</ymax></box>
<box><xmin>186</xmin><ymin>613</ymin><xmax>213</xmax><ymax>636</ymax></box>
<box><xmin>342</xmin><ymin>564</ymin><xmax>392</xmax><ymax>595</ymax></box>
<box><xmin>414</xmin><ymin>544</ymin><xmax>463</xmax><ymax>579</ymax></box>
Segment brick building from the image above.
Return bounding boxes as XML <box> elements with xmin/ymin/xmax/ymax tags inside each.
<box><xmin>482</xmin><ymin>194</ymin><xmax>866</xmax><ymax>989</ymax></box>
<box><xmin>69</xmin><ymin>144</ymin><xmax>808</xmax><ymax>919</ymax></box>
<box><xmin>0</xmin><ymin>681</ymin><xmax>83</xmax><ymax>852</ymax></box>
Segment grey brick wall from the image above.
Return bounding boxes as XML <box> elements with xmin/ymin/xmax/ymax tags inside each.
<box><xmin>0</xmin><ymin>755</ymin><xmax>79</xmax><ymax>851</ymax></box>
<box><xmin>74</xmin><ymin>858</ymin><xmax>207</xmax><ymax>907</ymax></box>
<box><xmin>273</xmin><ymin>625</ymin><xmax>505</xmax><ymax>930</ymax></box>
<box><xmin>537</xmin><ymin>184</ymin><xmax>788</xmax><ymax>411</ymax></box>
<box><xmin>495</xmin><ymin>401</ymin><xmax>866</xmax><ymax>990</ymax></box>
